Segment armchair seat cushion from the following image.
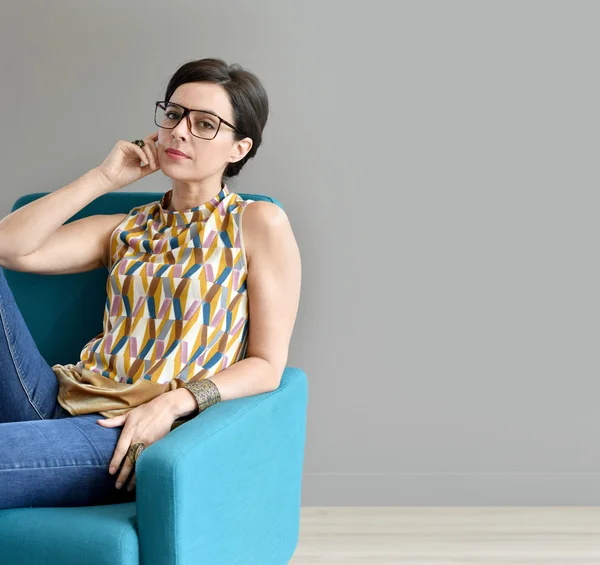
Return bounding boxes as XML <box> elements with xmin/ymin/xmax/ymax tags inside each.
<box><xmin>0</xmin><ymin>502</ymin><xmax>138</xmax><ymax>565</ymax></box>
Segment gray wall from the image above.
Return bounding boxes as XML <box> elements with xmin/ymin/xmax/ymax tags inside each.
<box><xmin>0</xmin><ymin>1</ymin><xmax>597</xmax><ymax>505</ymax></box>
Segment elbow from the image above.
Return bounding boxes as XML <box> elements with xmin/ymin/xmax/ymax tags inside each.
<box><xmin>246</xmin><ymin>353</ymin><xmax>286</xmax><ymax>391</ymax></box>
<box><xmin>267</xmin><ymin>359</ymin><xmax>286</xmax><ymax>391</ymax></box>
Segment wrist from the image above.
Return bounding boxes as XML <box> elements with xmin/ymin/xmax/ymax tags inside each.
<box><xmin>182</xmin><ymin>379</ymin><xmax>222</xmax><ymax>417</ymax></box>
<box><xmin>162</xmin><ymin>388</ymin><xmax>198</xmax><ymax>420</ymax></box>
<box><xmin>92</xmin><ymin>166</ymin><xmax>118</xmax><ymax>194</ymax></box>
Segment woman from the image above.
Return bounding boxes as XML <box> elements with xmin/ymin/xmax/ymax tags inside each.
<box><xmin>0</xmin><ymin>58</ymin><xmax>301</xmax><ymax>509</ymax></box>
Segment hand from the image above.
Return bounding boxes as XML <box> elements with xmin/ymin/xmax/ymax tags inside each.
<box><xmin>96</xmin><ymin>131</ymin><xmax>160</xmax><ymax>192</ymax></box>
<box><xmin>96</xmin><ymin>396</ymin><xmax>175</xmax><ymax>492</ymax></box>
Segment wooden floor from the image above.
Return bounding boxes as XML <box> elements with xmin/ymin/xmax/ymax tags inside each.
<box><xmin>290</xmin><ymin>507</ymin><xmax>600</xmax><ymax>564</ymax></box>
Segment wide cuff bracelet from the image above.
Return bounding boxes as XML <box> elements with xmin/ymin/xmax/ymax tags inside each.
<box><xmin>183</xmin><ymin>378</ymin><xmax>222</xmax><ymax>415</ymax></box>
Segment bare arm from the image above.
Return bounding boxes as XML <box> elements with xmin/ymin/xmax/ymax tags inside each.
<box><xmin>0</xmin><ymin>212</ymin><xmax>127</xmax><ymax>275</ymax></box>
<box><xmin>0</xmin><ymin>165</ymin><xmax>128</xmax><ymax>275</ymax></box>
<box><xmin>0</xmin><ymin>167</ymin><xmax>113</xmax><ymax>259</ymax></box>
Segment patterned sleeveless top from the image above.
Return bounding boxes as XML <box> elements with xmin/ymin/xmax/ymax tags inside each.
<box><xmin>52</xmin><ymin>184</ymin><xmax>253</xmax><ymax>424</ymax></box>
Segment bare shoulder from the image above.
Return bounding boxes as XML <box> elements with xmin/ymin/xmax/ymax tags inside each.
<box><xmin>242</xmin><ymin>200</ymin><xmax>288</xmax><ymax>229</ymax></box>
<box><xmin>240</xmin><ymin>201</ymin><xmax>297</xmax><ymax>266</ymax></box>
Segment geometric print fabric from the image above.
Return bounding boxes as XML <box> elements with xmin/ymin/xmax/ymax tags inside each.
<box><xmin>57</xmin><ymin>183</ymin><xmax>253</xmax><ymax>389</ymax></box>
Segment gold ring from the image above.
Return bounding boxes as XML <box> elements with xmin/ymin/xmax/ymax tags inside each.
<box><xmin>127</xmin><ymin>442</ymin><xmax>145</xmax><ymax>464</ymax></box>
<box><xmin>131</xmin><ymin>139</ymin><xmax>146</xmax><ymax>148</ymax></box>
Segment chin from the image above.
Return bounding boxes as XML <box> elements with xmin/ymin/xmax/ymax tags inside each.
<box><xmin>163</xmin><ymin>171</ymin><xmax>201</xmax><ymax>182</ymax></box>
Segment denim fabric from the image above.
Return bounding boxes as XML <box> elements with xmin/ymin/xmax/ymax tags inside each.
<box><xmin>0</xmin><ymin>267</ymin><xmax>136</xmax><ymax>509</ymax></box>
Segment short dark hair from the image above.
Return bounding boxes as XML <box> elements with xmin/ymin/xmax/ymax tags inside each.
<box><xmin>163</xmin><ymin>58</ymin><xmax>269</xmax><ymax>180</ymax></box>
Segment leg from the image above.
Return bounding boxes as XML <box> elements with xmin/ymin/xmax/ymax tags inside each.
<box><xmin>0</xmin><ymin>267</ymin><xmax>68</xmax><ymax>422</ymax></box>
<box><xmin>0</xmin><ymin>413</ymin><xmax>137</xmax><ymax>509</ymax></box>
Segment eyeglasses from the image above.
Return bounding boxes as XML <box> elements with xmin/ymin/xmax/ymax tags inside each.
<box><xmin>154</xmin><ymin>101</ymin><xmax>247</xmax><ymax>140</ymax></box>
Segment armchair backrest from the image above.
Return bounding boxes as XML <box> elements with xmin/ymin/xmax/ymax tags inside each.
<box><xmin>4</xmin><ymin>189</ymin><xmax>282</xmax><ymax>367</ymax></box>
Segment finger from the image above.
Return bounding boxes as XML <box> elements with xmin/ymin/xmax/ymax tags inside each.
<box><xmin>140</xmin><ymin>140</ymin><xmax>157</xmax><ymax>169</ymax></box>
<box><xmin>147</xmin><ymin>132</ymin><xmax>160</xmax><ymax>165</ymax></box>
<box><xmin>126</xmin><ymin>143</ymin><xmax>149</xmax><ymax>167</ymax></box>
<box><xmin>115</xmin><ymin>457</ymin><xmax>134</xmax><ymax>489</ymax></box>
<box><xmin>127</xmin><ymin>472</ymin><xmax>136</xmax><ymax>492</ymax></box>
<box><xmin>108</xmin><ymin>431</ymin><xmax>132</xmax><ymax>474</ymax></box>
<box><xmin>97</xmin><ymin>414</ymin><xmax>126</xmax><ymax>427</ymax></box>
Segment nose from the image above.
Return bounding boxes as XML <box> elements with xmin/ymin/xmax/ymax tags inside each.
<box><xmin>171</xmin><ymin>112</ymin><xmax>191</xmax><ymax>139</ymax></box>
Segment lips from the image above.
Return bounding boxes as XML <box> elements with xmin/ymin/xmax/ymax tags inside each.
<box><xmin>166</xmin><ymin>148</ymin><xmax>190</xmax><ymax>158</ymax></box>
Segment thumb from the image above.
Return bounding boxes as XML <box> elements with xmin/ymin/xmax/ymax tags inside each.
<box><xmin>139</xmin><ymin>160</ymin><xmax>159</xmax><ymax>178</ymax></box>
<box><xmin>97</xmin><ymin>415</ymin><xmax>127</xmax><ymax>426</ymax></box>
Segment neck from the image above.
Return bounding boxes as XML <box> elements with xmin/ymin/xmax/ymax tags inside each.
<box><xmin>167</xmin><ymin>178</ymin><xmax>224</xmax><ymax>211</ymax></box>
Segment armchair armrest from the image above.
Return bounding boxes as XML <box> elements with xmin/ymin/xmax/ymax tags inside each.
<box><xmin>135</xmin><ymin>367</ymin><xmax>308</xmax><ymax>565</ymax></box>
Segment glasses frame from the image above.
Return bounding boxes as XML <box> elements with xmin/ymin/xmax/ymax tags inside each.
<box><xmin>154</xmin><ymin>100</ymin><xmax>248</xmax><ymax>140</ymax></box>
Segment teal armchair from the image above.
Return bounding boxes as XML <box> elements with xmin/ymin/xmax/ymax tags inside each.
<box><xmin>0</xmin><ymin>190</ymin><xmax>308</xmax><ymax>565</ymax></box>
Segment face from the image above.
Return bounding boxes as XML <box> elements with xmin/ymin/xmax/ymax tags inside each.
<box><xmin>156</xmin><ymin>82</ymin><xmax>253</xmax><ymax>182</ymax></box>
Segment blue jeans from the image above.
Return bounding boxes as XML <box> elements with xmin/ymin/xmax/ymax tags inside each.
<box><xmin>0</xmin><ymin>267</ymin><xmax>136</xmax><ymax>509</ymax></box>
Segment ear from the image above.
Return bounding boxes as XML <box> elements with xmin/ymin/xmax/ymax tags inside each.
<box><xmin>230</xmin><ymin>137</ymin><xmax>253</xmax><ymax>164</ymax></box>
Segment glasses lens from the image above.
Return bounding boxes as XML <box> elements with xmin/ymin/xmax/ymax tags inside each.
<box><xmin>155</xmin><ymin>102</ymin><xmax>220</xmax><ymax>139</ymax></box>
<box><xmin>155</xmin><ymin>102</ymin><xmax>183</xmax><ymax>129</ymax></box>
<box><xmin>189</xmin><ymin>110</ymin><xmax>220</xmax><ymax>139</ymax></box>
